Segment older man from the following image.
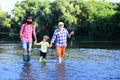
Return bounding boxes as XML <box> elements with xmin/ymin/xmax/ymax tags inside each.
<box><xmin>50</xmin><ymin>22</ymin><xmax>74</xmax><ymax>63</ymax></box>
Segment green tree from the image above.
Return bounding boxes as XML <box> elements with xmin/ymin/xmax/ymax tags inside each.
<box><xmin>11</xmin><ymin>0</ymin><xmax>120</xmax><ymax>41</ymax></box>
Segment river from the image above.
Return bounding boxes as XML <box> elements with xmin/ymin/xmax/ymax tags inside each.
<box><xmin>0</xmin><ymin>42</ymin><xmax>120</xmax><ymax>80</ymax></box>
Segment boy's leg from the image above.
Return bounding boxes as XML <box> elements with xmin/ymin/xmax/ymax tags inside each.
<box><xmin>39</xmin><ymin>51</ymin><xmax>43</xmax><ymax>62</ymax></box>
<box><xmin>43</xmin><ymin>53</ymin><xmax>47</xmax><ymax>62</ymax></box>
<box><xmin>39</xmin><ymin>57</ymin><xmax>43</xmax><ymax>62</ymax></box>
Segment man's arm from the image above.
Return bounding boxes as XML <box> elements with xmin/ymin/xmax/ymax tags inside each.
<box><xmin>50</xmin><ymin>31</ymin><xmax>56</xmax><ymax>47</ymax></box>
<box><xmin>20</xmin><ymin>24</ymin><xmax>25</xmax><ymax>38</ymax></box>
<box><xmin>68</xmin><ymin>31</ymin><xmax>74</xmax><ymax>38</ymax></box>
<box><xmin>32</xmin><ymin>25</ymin><xmax>37</xmax><ymax>42</ymax></box>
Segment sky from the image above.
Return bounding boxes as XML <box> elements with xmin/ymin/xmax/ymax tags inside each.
<box><xmin>0</xmin><ymin>0</ymin><xmax>120</xmax><ymax>14</ymax></box>
<box><xmin>0</xmin><ymin>0</ymin><xmax>24</xmax><ymax>14</ymax></box>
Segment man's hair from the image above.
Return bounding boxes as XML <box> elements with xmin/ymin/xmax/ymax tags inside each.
<box><xmin>27</xmin><ymin>16</ymin><xmax>33</xmax><ymax>19</ymax></box>
<box><xmin>58</xmin><ymin>22</ymin><xmax>64</xmax><ymax>25</ymax></box>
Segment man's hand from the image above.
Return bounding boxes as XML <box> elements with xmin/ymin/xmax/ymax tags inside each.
<box><xmin>49</xmin><ymin>43</ymin><xmax>53</xmax><ymax>48</ymax></box>
<box><xmin>70</xmin><ymin>31</ymin><xmax>74</xmax><ymax>35</ymax></box>
<box><xmin>34</xmin><ymin>40</ymin><xmax>37</xmax><ymax>45</ymax></box>
<box><xmin>20</xmin><ymin>33</ymin><xmax>23</xmax><ymax>38</ymax></box>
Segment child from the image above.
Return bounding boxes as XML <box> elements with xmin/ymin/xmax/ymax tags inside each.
<box><xmin>34</xmin><ymin>35</ymin><xmax>49</xmax><ymax>62</ymax></box>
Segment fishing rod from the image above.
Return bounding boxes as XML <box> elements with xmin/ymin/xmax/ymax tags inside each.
<box><xmin>70</xmin><ymin>33</ymin><xmax>75</xmax><ymax>47</ymax></box>
<box><xmin>68</xmin><ymin>31</ymin><xmax>75</xmax><ymax>59</ymax></box>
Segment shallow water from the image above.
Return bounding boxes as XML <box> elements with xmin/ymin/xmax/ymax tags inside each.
<box><xmin>0</xmin><ymin>43</ymin><xmax>120</xmax><ymax>80</ymax></box>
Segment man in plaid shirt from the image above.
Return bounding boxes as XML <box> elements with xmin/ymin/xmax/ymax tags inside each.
<box><xmin>50</xmin><ymin>22</ymin><xmax>74</xmax><ymax>63</ymax></box>
<box><xmin>20</xmin><ymin>16</ymin><xmax>37</xmax><ymax>63</ymax></box>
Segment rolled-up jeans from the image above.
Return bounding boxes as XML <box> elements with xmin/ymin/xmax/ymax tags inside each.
<box><xmin>22</xmin><ymin>41</ymin><xmax>32</xmax><ymax>55</ymax></box>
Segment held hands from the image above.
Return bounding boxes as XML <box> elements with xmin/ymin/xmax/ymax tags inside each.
<box><xmin>49</xmin><ymin>43</ymin><xmax>52</xmax><ymax>48</ymax></box>
<box><xmin>34</xmin><ymin>40</ymin><xmax>37</xmax><ymax>45</ymax></box>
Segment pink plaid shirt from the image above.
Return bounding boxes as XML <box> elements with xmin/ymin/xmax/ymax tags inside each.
<box><xmin>20</xmin><ymin>23</ymin><xmax>36</xmax><ymax>42</ymax></box>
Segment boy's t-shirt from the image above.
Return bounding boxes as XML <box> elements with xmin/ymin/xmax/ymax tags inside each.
<box><xmin>37</xmin><ymin>41</ymin><xmax>49</xmax><ymax>53</ymax></box>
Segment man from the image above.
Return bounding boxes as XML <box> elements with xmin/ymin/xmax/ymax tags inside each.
<box><xmin>20</xmin><ymin>16</ymin><xmax>37</xmax><ymax>63</ymax></box>
<box><xmin>50</xmin><ymin>22</ymin><xmax>74</xmax><ymax>63</ymax></box>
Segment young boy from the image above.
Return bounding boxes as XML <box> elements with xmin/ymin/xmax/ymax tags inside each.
<box><xmin>34</xmin><ymin>35</ymin><xmax>49</xmax><ymax>62</ymax></box>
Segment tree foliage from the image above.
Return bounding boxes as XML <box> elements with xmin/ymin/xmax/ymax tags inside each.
<box><xmin>0</xmin><ymin>0</ymin><xmax>120</xmax><ymax>41</ymax></box>
<box><xmin>0</xmin><ymin>6</ymin><xmax>11</xmax><ymax>27</ymax></box>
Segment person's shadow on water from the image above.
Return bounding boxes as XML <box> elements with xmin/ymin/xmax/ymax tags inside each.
<box><xmin>19</xmin><ymin>63</ymin><xmax>33</xmax><ymax>80</ymax></box>
<box><xmin>56</xmin><ymin>63</ymin><xmax>66</xmax><ymax>80</ymax></box>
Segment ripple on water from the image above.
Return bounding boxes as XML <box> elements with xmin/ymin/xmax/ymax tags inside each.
<box><xmin>0</xmin><ymin>43</ymin><xmax>120</xmax><ymax>80</ymax></box>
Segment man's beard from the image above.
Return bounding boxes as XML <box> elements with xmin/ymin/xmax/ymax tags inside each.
<box><xmin>60</xmin><ymin>27</ymin><xmax>64</xmax><ymax>30</ymax></box>
<box><xmin>27</xmin><ymin>21</ymin><xmax>32</xmax><ymax>24</ymax></box>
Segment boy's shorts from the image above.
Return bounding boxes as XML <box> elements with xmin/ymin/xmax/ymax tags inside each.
<box><xmin>22</xmin><ymin>41</ymin><xmax>32</xmax><ymax>51</ymax></box>
<box><xmin>40</xmin><ymin>51</ymin><xmax>47</xmax><ymax>58</ymax></box>
<box><xmin>56</xmin><ymin>47</ymin><xmax>66</xmax><ymax>57</ymax></box>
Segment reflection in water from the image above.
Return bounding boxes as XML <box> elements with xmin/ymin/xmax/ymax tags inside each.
<box><xmin>56</xmin><ymin>63</ymin><xmax>66</xmax><ymax>80</ymax></box>
<box><xmin>41</xmin><ymin>62</ymin><xmax>47</xmax><ymax>68</ymax></box>
<box><xmin>19</xmin><ymin>63</ymin><xmax>33</xmax><ymax>80</ymax></box>
<box><xmin>0</xmin><ymin>43</ymin><xmax>120</xmax><ymax>80</ymax></box>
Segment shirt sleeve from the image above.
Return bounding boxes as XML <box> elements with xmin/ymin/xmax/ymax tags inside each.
<box><xmin>36</xmin><ymin>41</ymin><xmax>42</xmax><ymax>45</ymax></box>
<box><xmin>20</xmin><ymin>24</ymin><xmax>25</xmax><ymax>33</ymax></box>
<box><xmin>51</xmin><ymin>30</ymin><xmax>57</xmax><ymax>43</ymax></box>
